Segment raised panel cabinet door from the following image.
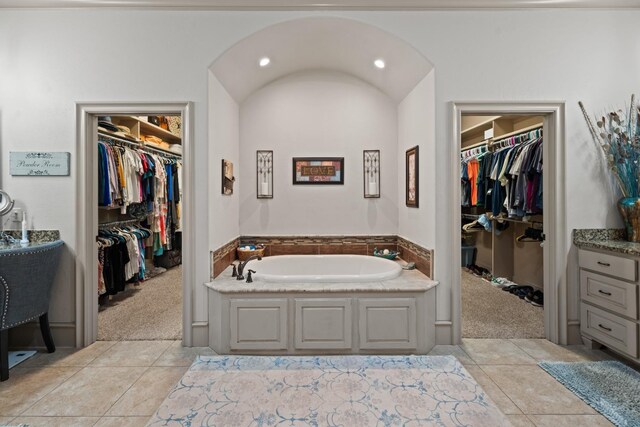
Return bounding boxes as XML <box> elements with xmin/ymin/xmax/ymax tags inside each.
<box><xmin>358</xmin><ymin>298</ymin><xmax>417</xmax><ymax>349</ymax></box>
<box><xmin>294</xmin><ymin>298</ymin><xmax>352</xmax><ymax>349</ymax></box>
<box><xmin>229</xmin><ymin>299</ymin><xmax>288</xmax><ymax>350</ymax></box>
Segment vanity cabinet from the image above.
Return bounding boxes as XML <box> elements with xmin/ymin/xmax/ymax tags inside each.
<box><xmin>578</xmin><ymin>248</ymin><xmax>640</xmax><ymax>360</ymax></box>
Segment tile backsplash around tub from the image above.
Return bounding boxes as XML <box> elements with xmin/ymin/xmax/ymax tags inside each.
<box><xmin>212</xmin><ymin>237</ymin><xmax>240</xmax><ymax>278</ymax></box>
<box><xmin>241</xmin><ymin>235</ymin><xmax>398</xmax><ymax>258</ymax></box>
<box><xmin>397</xmin><ymin>236</ymin><xmax>434</xmax><ymax>279</ymax></box>
<box><xmin>211</xmin><ymin>235</ymin><xmax>433</xmax><ymax>279</ymax></box>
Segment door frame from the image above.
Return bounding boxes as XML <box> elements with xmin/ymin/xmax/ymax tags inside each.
<box><xmin>75</xmin><ymin>102</ymin><xmax>194</xmax><ymax>347</ymax></box>
<box><xmin>450</xmin><ymin>101</ymin><xmax>566</xmax><ymax>344</ymax></box>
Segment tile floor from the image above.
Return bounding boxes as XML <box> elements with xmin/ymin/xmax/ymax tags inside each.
<box><xmin>0</xmin><ymin>339</ymin><xmax>616</xmax><ymax>426</ymax></box>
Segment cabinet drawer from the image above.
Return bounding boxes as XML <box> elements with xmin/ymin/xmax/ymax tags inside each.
<box><xmin>229</xmin><ymin>299</ymin><xmax>288</xmax><ymax>350</ymax></box>
<box><xmin>581</xmin><ymin>303</ymin><xmax>638</xmax><ymax>358</ymax></box>
<box><xmin>580</xmin><ymin>270</ymin><xmax>638</xmax><ymax>319</ymax></box>
<box><xmin>578</xmin><ymin>249</ymin><xmax>637</xmax><ymax>282</ymax></box>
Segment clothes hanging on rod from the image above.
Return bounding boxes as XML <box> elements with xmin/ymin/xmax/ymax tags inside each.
<box><xmin>97</xmin><ymin>224</ymin><xmax>151</xmax><ymax>296</ymax></box>
<box><xmin>461</xmin><ymin>147</ymin><xmax>489</xmax><ymax>208</ymax></box>
<box><xmin>98</xmin><ymin>134</ymin><xmax>182</xmax><ymax>256</ymax></box>
<box><xmin>461</xmin><ymin>127</ymin><xmax>543</xmax><ymax>218</ymax></box>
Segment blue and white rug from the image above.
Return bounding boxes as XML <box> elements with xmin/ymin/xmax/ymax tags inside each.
<box><xmin>540</xmin><ymin>360</ymin><xmax>640</xmax><ymax>427</ymax></box>
<box><xmin>148</xmin><ymin>355</ymin><xmax>509</xmax><ymax>426</ymax></box>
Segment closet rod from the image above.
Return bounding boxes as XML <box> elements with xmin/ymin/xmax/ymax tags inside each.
<box><xmin>98</xmin><ymin>132</ymin><xmax>181</xmax><ymax>159</ymax></box>
<box><xmin>490</xmin><ymin>124</ymin><xmax>543</xmax><ymax>145</ymax></box>
<box><xmin>98</xmin><ymin>219</ymin><xmax>143</xmax><ymax>229</ymax></box>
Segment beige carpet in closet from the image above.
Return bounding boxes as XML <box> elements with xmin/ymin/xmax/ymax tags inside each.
<box><xmin>462</xmin><ymin>269</ymin><xmax>544</xmax><ymax>339</ymax></box>
<box><xmin>98</xmin><ymin>265</ymin><xmax>182</xmax><ymax>341</ymax></box>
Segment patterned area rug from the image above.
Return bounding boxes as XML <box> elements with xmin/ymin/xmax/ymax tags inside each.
<box><xmin>148</xmin><ymin>355</ymin><xmax>509</xmax><ymax>426</ymax></box>
<box><xmin>540</xmin><ymin>360</ymin><xmax>640</xmax><ymax>427</ymax></box>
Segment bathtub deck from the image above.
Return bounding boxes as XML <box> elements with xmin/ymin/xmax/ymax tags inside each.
<box><xmin>206</xmin><ymin>263</ymin><xmax>437</xmax><ymax>293</ymax></box>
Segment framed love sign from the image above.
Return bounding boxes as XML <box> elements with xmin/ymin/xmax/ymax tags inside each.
<box><xmin>292</xmin><ymin>157</ymin><xmax>344</xmax><ymax>185</ymax></box>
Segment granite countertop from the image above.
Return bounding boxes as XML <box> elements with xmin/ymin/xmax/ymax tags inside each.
<box><xmin>206</xmin><ymin>260</ymin><xmax>438</xmax><ymax>294</ymax></box>
<box><xmin>0</xmin><ymin>230</ymin><xmax>61</xmax><ymax>251</ymax></box>
<box><xmin>573</xmin><ymin>228</ymin><xmax>640</xmax><ymax>256</ymax></box>
<box><xmin>2</xmin><ymin>230</ymin><xmax>60</xmax><ymax>243</ymax></box>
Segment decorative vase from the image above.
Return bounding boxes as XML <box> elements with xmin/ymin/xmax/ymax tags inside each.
<box><xmin>617</xmin><ymin>197</ymin><xmax>640</xmax><ymax>242</ymax></box>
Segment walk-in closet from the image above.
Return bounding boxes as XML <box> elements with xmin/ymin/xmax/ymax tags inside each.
<box><xmin>460</xmin><ymin>115</ymin><xmax>545</xmax><ymax>339</ymax></box>
<box><xmin>96</xmin><ymin>114</ymin><xmax>183</xmax><ymax>341</ymax></box>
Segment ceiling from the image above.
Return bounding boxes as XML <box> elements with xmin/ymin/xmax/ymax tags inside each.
<box><xmin>1</xmin><ymin>0</ymin><xmax>639</xmax><ymax>8</ymax></box>
<box><xmin>210</xmin><ymin>17</ymin><xmax>433</xmax><ymax>104</ymax></box>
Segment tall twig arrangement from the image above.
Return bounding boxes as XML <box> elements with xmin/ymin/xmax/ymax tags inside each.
<box><xmin>579</xmin><ymin>95</ymin><xmax>640</xmax><ymax>198</ymax></box>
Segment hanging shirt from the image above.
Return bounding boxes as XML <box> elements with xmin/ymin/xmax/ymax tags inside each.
<box><xmin>468</xmin><ymin>158</ymin><xmax>479</xmax><ymax>207</ymax></box>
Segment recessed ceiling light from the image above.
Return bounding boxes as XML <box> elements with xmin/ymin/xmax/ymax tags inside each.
<box><xmin>259</xmin><ymin>57</ymin><xmax>271</xmax><ymax>67</ymax></box>
<box><xmin>374</xmin><ymin>59</ymin><xmax>385</xmax><ymax>69</ymax></box>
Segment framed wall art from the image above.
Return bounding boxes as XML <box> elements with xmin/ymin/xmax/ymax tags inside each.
<box><xmin>405</xmin><ymin>145</ymin><xmax>419</xmax><ymax>207</ymax></box>
<box><xmin>221</xmin><ymin>159</ymin><xmax>235</xmax><ymax>195</ymax></box>
<box><xmin>292</xmin><ymin>157</ymin><xmax>344</xmax><ymax>185</ymax></box>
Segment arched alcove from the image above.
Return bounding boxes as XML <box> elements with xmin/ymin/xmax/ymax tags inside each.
<box><xmin>208</xmin><ymin>16</ymin><xmax>436</xmax><ymax>279</ymax></box>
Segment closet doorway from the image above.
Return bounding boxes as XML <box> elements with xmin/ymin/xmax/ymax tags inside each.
<box><xmin>96</xmin><ymin>114</ymin><xmax>184</xmax><ymax>341</ymax></box>
<box><xmin>76</xmin><ymin>103</ymin><xmax>194</xmax><ymax>347</ymax></box>
<box><xmin>451</xmin><ymin>102</ymin><xmax>566</xmax><ymax>345</ymax></box>
<box><xmin>460</xmin><ymin>114</ymin><xmax>545</xmax><ymax>339</ymax></box>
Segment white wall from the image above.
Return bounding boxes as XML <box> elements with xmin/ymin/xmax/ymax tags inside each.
<box><xmin>397</xmin><ymin>72</ymin><xmax>436</xmax><ymax>249</ymax></box>
<box><xmin>1</xmin><ymin>9</ymin><xmax>638</xmax><ymax>345</ymax></box>
<box><xmin>239</xmin><ymin>70</ymin><xmax>398</xmax><ymax>236</ymax></box>
<box><xmin>209</xmin><ymin>73</ymin><xmax>240</xmax><ymax>249</ymax></box>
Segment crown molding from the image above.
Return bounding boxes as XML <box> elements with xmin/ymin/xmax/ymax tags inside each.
<box><xmin>1</xmin><ymin>0</ymin><xmax>640</xmax><ymax>10</ymax></box>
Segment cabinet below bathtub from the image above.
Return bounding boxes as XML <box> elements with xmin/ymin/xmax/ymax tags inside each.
<box><xmin>229</xmin><ymin>299</ymin><xmax>288</xmax><ymax>350</ymax></box>
<box><xmin>207</xmin><ymin>287</ymin><xmax>437</xmax><ymax>355</ymax></box>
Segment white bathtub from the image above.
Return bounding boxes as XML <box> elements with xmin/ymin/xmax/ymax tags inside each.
<box><xmin>250</xmin><ymin>254</ymin><xmax>402</xmax><ymax>283</ymax></box>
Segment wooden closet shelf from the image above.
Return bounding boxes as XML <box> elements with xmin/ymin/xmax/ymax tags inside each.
<box><xmin>461</xmin><ymin>116</ymin><xmax>500</xmax><ymax>136</ymax></box>
<box><xmin>492</xmin><ymin>122</ymin><xmax>543</xmax><ymax>142</ymax></box>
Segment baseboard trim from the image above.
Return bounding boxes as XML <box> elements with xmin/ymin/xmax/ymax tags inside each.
<box><xmin>191</xmin><ymin>321</ymin><xmax>209</xmax><ymax>347</ymax></box>
<box><xmin>9</xmin><ymin>321</ymin><xmax>76</xmax><ymax>349</ymax></box>
<box><xmin>567</xmin><ymin>322</ymin><xmax>582</xmax><ymax>345</ymax></box>
<box><xmin>435</xmin><ymin>321</ymin><xmax>452</xmax><ymax>345</ymax></box>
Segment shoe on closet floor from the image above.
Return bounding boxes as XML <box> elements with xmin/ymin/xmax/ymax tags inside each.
<box><xmin>468</xmin><ymin>264</ymin><xmax>490</xmax><ymax>277</ymax></box>
<box><xmin>491</xmin><ymin>277</ymin><xmax>508</xmax><ymax>288</ymax></box>
<box><xmin>525</xmin><ymin>290</ymin><xmax>544</xmax><ymax>307</ymax></box>
<box><xmin>513</xmin><ymin>286</ymin><xmax>534</xmax><ymax>299</ymax></box>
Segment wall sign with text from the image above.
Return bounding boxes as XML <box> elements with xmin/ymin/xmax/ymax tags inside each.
<box><xmin>292</xmin><ymin>157</ymin><xmax>344</xmax><ymax>185</ymax></box>
<box><xmin>10</xmin><ymin>152</ymin><xmax>71</xmax><ymax>176</ymax></box>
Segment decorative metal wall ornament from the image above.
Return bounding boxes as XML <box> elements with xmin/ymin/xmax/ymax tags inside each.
<box><xmin>363</xmin><ymin>150</ymin><xmax>380</xmax><ymax>198</ymax></box>
<box><xmin>257</xmin><ymin>150</ymin><xmax>273</xmax><ymax>199</ymax></box>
